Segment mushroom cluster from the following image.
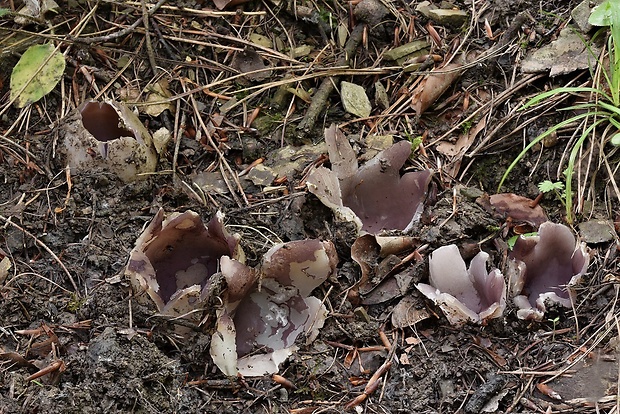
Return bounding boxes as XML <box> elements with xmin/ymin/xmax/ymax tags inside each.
<box><xmin>125</xmin><ymin>209</ymin><xmax>337</xmax><ymax>376</ymax></box>
<box><xmin>212</xmin><ymin>239</ymin><xmax>337</xmax><ymax>376</ymax></box>
<box><xmin>415</xmin><ymin>222</ymin><xmax>589</xmax><ymax>324</ymax></box>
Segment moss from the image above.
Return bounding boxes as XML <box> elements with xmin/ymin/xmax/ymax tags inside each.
<box><xmin>66</xmin><ymin>293</ymin><xmax>87</xmax><ymax>313</ymax></box>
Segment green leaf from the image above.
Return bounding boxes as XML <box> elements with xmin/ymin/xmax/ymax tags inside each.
<box><xmin>506</xmin><ymin>235</ymin><xmax>519</xmax><ymax>250</ymax></box>
<box><xmin>590</xmin><ymin>0</ymin><xmax>615</xmax><ymax>26</ymax></box>
<box><xmin>0</xmin><ymin>8</ymin><xmax>10</xmax><ymax>17</ymax></box>
<box><xmin>497</xmin><ymin>111</ymin><xmax>599</xmax><ymax>192</ymax></box>
<box><xmin>409</xmin><ymin>136</ymin><xmax>423</xmax><ymax>150</ymax></box>
<box><xmin>522</xmin><ymin>87</ymin><xmax>613</xmax><ymax>109</ymax></box>
<box><xmin>611</xmin><ymin>133</ymin><xmax>620</xmax><ymax>145</ymax></box>
<box><xmin>538</xmin><ymin>180</ymin><xmax>564</xmax><ymax>193</ymax></box>
<box><xmin>507</xmin><ymin>232</ymin><xmax>538</xmax><ymax>250</ymax></box>
<box><xmin>10</xmin><ymin>43</ymin><xmax>65</xmax><ymax>108</ymax></box>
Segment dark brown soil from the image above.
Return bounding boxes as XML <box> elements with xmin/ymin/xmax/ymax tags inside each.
<box><xmin>1</xmin><ymin>0</ymin><xmax>619</xmax><ymax>413</ymax></box>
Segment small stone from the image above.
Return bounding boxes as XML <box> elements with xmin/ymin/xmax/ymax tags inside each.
<box><xmin>152</xmin><ymin>127</ymin><xmax>171</xmax><ymax>154</ymax></box>
<box><xmin>337</xmin><ymin>23</ymin><xmax>348</xmax><ymax>48</ymax></box>
<box><xmin>116</xmin><ymin>55</ymin><xmax>131</xmax><ymax>69</ymax></box>
<box><xmin>192</xmin><ymin>171</ymin><xmax>229</xmax><ymax>194</ymax></box>
<box><xmin>415</xmin><ymin>1</ymin><xmax>434</xmax><ymax>17</ymax></box>
<box><xmin>426</xmin><ymin>8</ymin><xmax>468</xmax><ymax>27</ymax></box>
<box><xmin>291</xmin><ymin>45</ymin><xmax>313</xmax><ymax>58</ymax></box>
<box><xmin>247</xmin><ymin>164</ymin><xmax>276</xmax><ymax>186</ymax></box>
<box><xmin>571</xmin><ymin>0</ymin><xmax>605</xmax><ymax>33</ymax></box>
<box><xmin>341</xmin><ymin>81</ymin><xmax>372</xmax><ymax>118</ymax></box>
<box><xmin>384</xmin><ymin>40</ymin><xmax>430</xmax><ymax>61</ymax></box>
<box><xmin>219</xmin><ymin>97</ymin><xmax>238</xmax><ymax>114</ymax></box>
<box><xmin>268</xmin><ymin>143</ymin><xmax>327</xmax><ymax>180</ymax></box>
<box><xmin>521</xmin><ymin>27</ymin><xmax>601</xmax><ymax>76</ymax></box>
<box><xmin>578</xmin><ymin>220</ymin><xmax>615</xmax><ymax>244</ymax></box>
<box><xmin>374</xmin><ymin>81</ymin><xmax>389</xmax><ymax>110</ymax></box>
<box><xmin>249</xmin><ymin>33</ymin><xmax>272</xmax><ymax>49</ymax></box>
<box><xmin>354</xmin><ymin>0</ymin><xmax>389</xmax><ymax>26</ymax></box>
<box><xmin>459</xmin><ymin>186</ymin><xmax>484</xmax><ymax>200</ymax></box>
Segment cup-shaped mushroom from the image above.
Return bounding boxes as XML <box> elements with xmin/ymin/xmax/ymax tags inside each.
<box><xmin>307</xmin><ymin>125</ymin><xmax>432</xmax><ymax>234</ymax></box>
<box><xmin>508</xmin><ymin>222</ymin><xmax>589</xmax><ymax>320</ymax></box>
<box><xmin>125</xmin><ymin>209</ymin><xmax>242</xmax><ymax>323</ymax></box>
<box><xmin>61</xmin><ymin>100</ymin><xmax>158</xmax><ymax>182</ymax></box>
<box><xmin>210</xmin><ymin>240</ymin><xmax>338</xmax><ymax>377</ymax></box>
<box><xmin>416</xmin><ymin>244</ymin><xmax>506</xmax><ymax>326</ymax></box>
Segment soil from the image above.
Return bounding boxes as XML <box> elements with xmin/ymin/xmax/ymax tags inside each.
<box><xmin>1</xmin><ymin>0</ymin><xmax>619</xmax><ymax>413</ymax></box>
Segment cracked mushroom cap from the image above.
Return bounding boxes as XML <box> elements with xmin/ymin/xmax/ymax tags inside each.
<box><xmin>126</xmin><ymin>209</ymin><xmax>242</xmax><ymax>315</ymax></box>
<box><xmin>211</xmin><ymin>239</ymin><xmax>337</xmax><ymax>377</ymax></box>
<box><xmin>62</xmin><ymin>100</ymin><xmax>158</xmax><ymax>182</ymax></box>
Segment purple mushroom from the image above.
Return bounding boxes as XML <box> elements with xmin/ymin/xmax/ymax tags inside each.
<box><xmin>416</xmin><ymin>245</ymin><xmax>506</xmax><ymax>326</ymax></box>
<box><xmin>211</xmin><ymin>239</ymin><xmax>338</xmax><ymax>376</ymax></box>
<box><xmin>508</xmin><ymin>222</ymin><xmax>589</xmax><ymax>320</ymax></box>
<box><xmin>307</xmin><ymin>125</ymin><xmax>432</xmax><ymax>234</ymax></box>
<box><xmin>126</xmin><ymin>209</ymin><xmax>242</xmax><ymax>318</ymax></box>
<box><xmin>62</xmin><ymin>100</ymin><xmax>158</xmax><ymax>182</ymax></box>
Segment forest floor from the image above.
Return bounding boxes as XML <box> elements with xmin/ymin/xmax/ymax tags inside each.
<box><xmin>1</xmin><ymin>0</ymin><xmax>620</xmax><ymax>413</ymax></box>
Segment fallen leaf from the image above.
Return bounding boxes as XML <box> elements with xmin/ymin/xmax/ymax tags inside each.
<box><xmin>231</xmin><ymin>47</ymin><xmax>272</xmax><ymax>82</ymax></box>
<box><xmin>144</xmin><ymin>79</ymin><xmax>174</xmax><ymax>117</ymax></box>
<box><xmin>411</xmin><ymin>63</ymin><xmax>463</xmax><ymax>114</ymax></box>
<box><xmin>477</xmin><ymin>193</ymin><xmax>548</xmax><ymax>227</ymax></box>
<box><xmin>10</xmin><ymin>43</ymin><xmax>65</xmax><ymax>108</ymax></box>
<box><xmin>436</xmin><ymin>117</ymin><xmax>487</xmax><ymax>157</ymax></box>
<box><xmin>391</xmin><ymin>296</ymin><xmax>430</xmax><ymax>328</ymax></box>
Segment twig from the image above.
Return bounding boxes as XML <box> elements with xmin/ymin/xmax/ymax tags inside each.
<box><xmin>141</xmin><ymin>0</ymin><xmax>158</xmax><ymax>75</ymax></box>
<box><xmin>297</xmin><ymin>23</ymin><xmax>365</xmax><ymax>135</ymax></box>
<box><xmin>172</xmin><ymin>106</ymin><xmax>184</xmax><ymax>178</ymax></box>
<box><xmin>74</xmin><ymin>0</ymin><xmax>167</xmax><ymax>44</ymax></box>
<box><xmin>184</xmin><ymin>81</ymin><xmax>249</xmax><ymax>206</ymax></box>
<box><xmin>0</xmin><ymin>215</ymin><xmax>78</xmax><ymax>292</ymax></box>
<box><xmin>150</xmin><ymin>18</ymin><xmax>179</xmax><ymax>60</ymax></box>
<box><xmin>343</xmin><ymin>330</ymin><xmax>396</xmax><ymax>409</ymax></box>
<box><xmin>124</xmin><ymin>1</ymin><xmax>266</xmax><ymax>17</ymax></box>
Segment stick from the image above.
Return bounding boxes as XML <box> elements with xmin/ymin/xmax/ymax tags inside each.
<box><xmin>0</xmin><ymin>215</ymin><xmax>79</xmax><ymax>292</ymax></box>
<box><xmin>297</xmin><ymin>24</ymin><xmax>365</xmax><ymax>136</ymax></box>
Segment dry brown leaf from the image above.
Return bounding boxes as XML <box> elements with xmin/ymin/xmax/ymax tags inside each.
<box><xmin>436</xmin><ymin>117</ymin><xmax>487</xmax><ymax>157</ymax></box>
<box><xmin>411</xmin><ymin>63</ymin><xmax>463</xmax><ymax>114</ymax></box>
<box><xmin>477</xmin><ymin>193</ymin><xmax>548</xmax><ymax>227</ymax></box>
<box><xmin>231</xmin><ymin>47</ymin><xmax>272</xmax><ymax>82</ymax></box>
<box><xmin>391</xmin><ymin>296</ymin><xmax>431</xmax><ymax>328</ymax></box>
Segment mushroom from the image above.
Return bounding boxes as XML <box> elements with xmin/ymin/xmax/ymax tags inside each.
<box><xmin>210</xmin><ymin>239</ymin><xmax>338</xmax><ymax>376</ymax></box>
<box><xmin>125</xmin><ymin>209</ymin><xmax>242</xmax><ymax>324</ymax></box>
<box><xmin>508</xmin><ymin>222</ymin><xmax>589</xmax><ymax>320</ymax></box>
<box><xmin>416</xmin><ymin>245</ymin><xmax>506</xmax><ymax>326</ymax></box>
<box><xmin>61</xmin><ymin>100</ymin><xmax>158</xmax><ymax>182</ymax></box>
<box><xmin>307</xmin><ymin>125</ymin><xmax>432</xmax><ymax>233</ymax></box>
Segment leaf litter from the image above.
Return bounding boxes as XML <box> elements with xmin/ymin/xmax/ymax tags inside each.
<box><xmin>1</xmin><ymin>0</ymin><xmax>620</xmax><ymax>413</ymax></box>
